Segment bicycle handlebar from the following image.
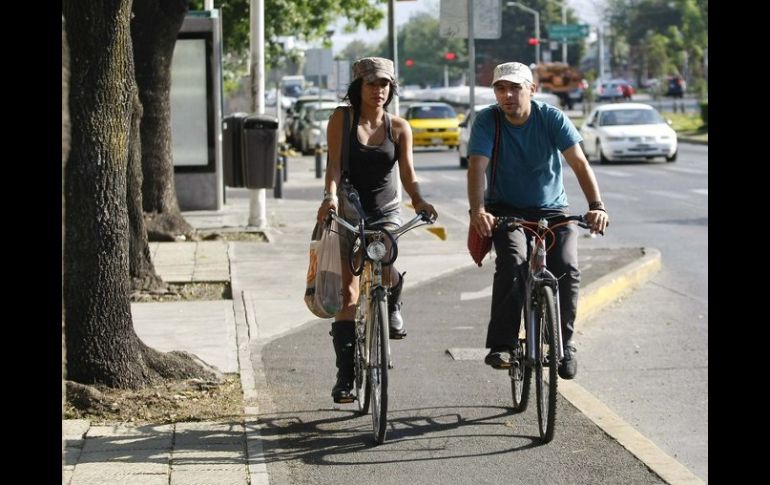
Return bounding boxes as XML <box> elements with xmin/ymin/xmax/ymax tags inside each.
<box><xmin>496</xmin><ymin>214</ymin><xmax>602</xmax><ymax>236</ymax></box>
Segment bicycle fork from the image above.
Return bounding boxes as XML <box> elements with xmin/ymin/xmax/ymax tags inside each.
<box><xmin>524</xmin><ymin>277</ymin><xmax>566</xmax><ymax>365</ymax></box>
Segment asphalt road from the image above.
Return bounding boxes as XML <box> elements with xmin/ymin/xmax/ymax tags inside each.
<box><xmin>252</xmin><ymin>262</ymin><xmax>666</xmax><ymax>485</ymax></box>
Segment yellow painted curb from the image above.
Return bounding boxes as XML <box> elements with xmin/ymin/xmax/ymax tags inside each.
<box><xmin>577</xmin><ymin>248</ymin><xmax>662</xmax><ymax>323</ymax></box>
<box><xmin>559</xmin><ymin>380</ymin><xmax>704</xmax><ymax>485</ymax></box>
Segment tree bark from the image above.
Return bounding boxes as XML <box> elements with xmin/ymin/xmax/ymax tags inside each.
<box><xmin>132</xmin><ymin>0</ymin><xmax>194</xmax><ymax>241</ymax></box>
<box><xmin>63</xmin><ymin>0</ymin><xmax>219</xmax><ymax>389</ymax></box>
<box><xmin>127</xmin><ymin>91</ymin><xmax>165</xmax><ymax>293</ymax></box>
<box><xmin>62</xmin><ymin>13</ymin><xmax>69</xmax><ymax>472</ymax></box>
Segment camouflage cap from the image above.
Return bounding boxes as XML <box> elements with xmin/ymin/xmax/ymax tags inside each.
<box><xmin>491</xmin><ymin>62</ymin><xmax>533</xmax><ymax>86</ymax></box>
<box><xmin>352</xmin><ymin>57</ymin><xmax>395</xmax><ymax>83</ymax></box>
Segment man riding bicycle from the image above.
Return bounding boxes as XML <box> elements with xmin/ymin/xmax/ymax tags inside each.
<box><xmin>467</xmin><ymin>61</ymin><xmax>609</xmax><ymax>379</ymax></box>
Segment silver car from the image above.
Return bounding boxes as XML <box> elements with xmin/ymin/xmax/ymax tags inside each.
<box><xmin>579</xmin><ymin>103</ymin><xmax>678</xmax><ymax>163</ymax></box>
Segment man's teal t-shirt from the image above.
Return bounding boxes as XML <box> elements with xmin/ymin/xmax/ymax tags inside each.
<box><xmin>468</xmin><ymin>100</ymin><xmax>582</xmax><ymax>209</ymax></box>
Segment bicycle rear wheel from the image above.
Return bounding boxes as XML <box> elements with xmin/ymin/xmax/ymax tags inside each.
<box><xmin>534</xmin><ymin>286</ymin><xmax>559</xmax><ymax>443</ymax></box>
<box><xmin>354</xmin><ymin>326</ymin><xmax>370</xmax><ymax>414</ymax></box>
<box><xmin>369</xmin><ymin>288</ymin><xmax>390</xmax><ymax>444</ymax></box>
<box><xmin>510</xmin><ymin>339</ymin><xmax>531</xmax><ymax>412</ymax></box>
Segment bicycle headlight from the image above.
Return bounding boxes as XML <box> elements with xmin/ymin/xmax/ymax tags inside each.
<box><xmin>366</xmin><ymin>240</ymin><xmax>388</xmax><ymax>261</ymax></box>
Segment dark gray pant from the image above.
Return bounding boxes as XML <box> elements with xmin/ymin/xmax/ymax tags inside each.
<box><xmin>485</xmin><ymin>207</ymin><xmax>580</xmax><ymax>349</ymax></box>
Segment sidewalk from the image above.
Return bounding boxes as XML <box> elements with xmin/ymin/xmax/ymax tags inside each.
<box><xmin>63</xmin><ymin>154</ymin><xmax>662</xmax><ymax>485</ymax></box>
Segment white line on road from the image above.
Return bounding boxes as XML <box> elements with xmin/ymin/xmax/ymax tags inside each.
<box><xmin>690</xmin><ymin>188</ymin><xmax>708</xmax><ymax>196</ymax></box>
<box><xmin>646</xmin><ymin>189</ymin><xmax>692</xmax><ymax>200</ymax></box>
<box><xmin>595</xmin><ymin>169</ymin><xmax>633</xmax><ymax>177</ymax></box>
<box><xmin>665</xmin><ymin>166</ymin><xmax>707</xmax><ymax>175</ymax></box>
<box><xmin>460</xmin><ymin>285</ymin><xmax>493</xmax><ymax>301</ymax></box>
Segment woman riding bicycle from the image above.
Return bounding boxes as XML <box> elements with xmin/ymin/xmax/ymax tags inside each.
<box><xmin>316</xmin><ymin>57</ymin><xmax>438</xmax><ymax>404</ymax></box>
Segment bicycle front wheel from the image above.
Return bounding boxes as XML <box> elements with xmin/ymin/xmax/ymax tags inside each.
<box><xmin>510</xmin><ymin>339</ymin><xmax>531</xmax><ymax>413</ymax></box>
<box><xmin>535</xmin><ymin>286</ymin><xmax>559</xmax><ymax>443</ymax></box>
<box><xmin>354</xmin><ymin>325</ymin><xmax>370</xmax><ymax>414</ymax></box>
<box><xmin>369</xmin><ymin>288</ymin><xmax>390</xmax><ymax>444</ymax></box>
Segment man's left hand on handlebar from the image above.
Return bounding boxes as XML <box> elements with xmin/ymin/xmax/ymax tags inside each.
<box><xmin>585</xmin><ymin>209</ymin><xmax>609</xmax><ymax>234</ymax></box>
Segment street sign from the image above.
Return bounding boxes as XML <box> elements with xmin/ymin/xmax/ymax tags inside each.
<box><xmin>547</xmin><ymin>23</ymin><xmax>589</xmax><ymax>40</ymax></box>
<box><xmin>439</xmin><ymin>0</ymin><xmax>502</xmax><ymax>39</ymax></box>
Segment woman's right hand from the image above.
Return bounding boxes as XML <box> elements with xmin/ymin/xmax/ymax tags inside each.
<box><xmin>317</xmin><ymin>198</ymin><xmax>338</xmax><ymax>225</ymax></box>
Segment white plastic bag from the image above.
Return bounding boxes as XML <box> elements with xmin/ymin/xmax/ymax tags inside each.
<box><xmin>304</xmin><ymin>221</ymin><xmax>342</xmax><ymax>318</ymax></box>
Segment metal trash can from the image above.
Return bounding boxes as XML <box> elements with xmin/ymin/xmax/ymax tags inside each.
<box><xmin>243</xmin><ymin>114</ymin><xmax>279</xmax><ymax>189</ymax></box>
<box><xmin>222</xmin><ymin>112</ymin><xmax>248</xmax><ymax>187</ymax></box>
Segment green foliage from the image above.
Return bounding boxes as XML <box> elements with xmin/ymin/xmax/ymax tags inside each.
<box><xmin>604</xmin><ymin>0</ymin><xmax>707</xmax><ymax>86</ymax></box>
<box><xmin>202</xmin><ymin>0</ymin><xmax>383</xmax><ymax>68</ymax></box>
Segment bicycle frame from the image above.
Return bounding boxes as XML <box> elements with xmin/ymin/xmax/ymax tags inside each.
<box><xmin>328</xmin><ymin>197</ymin><xmax>435</xmax><ymax>444</ymax></box>
<box><xmin>523</xmin><ymin>219</ymin><xmax>565</xmax><ymax>365</ymax></box>
<box><xmin>498</xmin><ymin>214</ymin><xmax>591</xmax><ymax>442</ymax></box>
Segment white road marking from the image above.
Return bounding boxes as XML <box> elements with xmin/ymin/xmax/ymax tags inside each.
<box><xmin>460</xmin><ymin>285</ymin><xmax>493</xmax><ymax>301</ymax></box>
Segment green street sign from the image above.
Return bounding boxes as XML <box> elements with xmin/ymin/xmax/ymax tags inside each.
<box><xmin>547</xmin><ymin>23</ymin><xmax>589</xmax><ymax>40</ymax></box>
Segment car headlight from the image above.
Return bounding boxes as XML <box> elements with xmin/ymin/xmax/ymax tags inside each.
<box><xmin>606</xmin><ymin>136</ymin><xmax>625</xmax><ymax>142</ymax></box>
<box><xmin>366</xmin><ymin>240</ymin><xmax>388</xmax><ymax>261</ymax></box>
<box><xmin>413</xmin><ymin>128</ymin><xmax>426</xmax><ymax>133</ymax></box>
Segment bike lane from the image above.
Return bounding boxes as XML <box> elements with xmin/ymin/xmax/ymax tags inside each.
<box><xmin>250</xmin><ymin>262</ymin><xmax>666</xmax><ymax>485</ymax></box>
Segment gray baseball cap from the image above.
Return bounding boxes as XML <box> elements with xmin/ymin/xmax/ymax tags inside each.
<box><xmin>491</xmin><ymin>62</ymin><xmax>533</xmax><ymax>86</ymax></box>
<box><xmin>352</xmin><ymin>57</ymin><xmax>395</xmax><ymax>83</ymax></box>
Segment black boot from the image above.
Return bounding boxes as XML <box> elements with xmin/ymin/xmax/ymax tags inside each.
<box><xmin>388</xmin><ymin>272</ymin><xmax>407</xmax><ymax>339</ymax></box>
<box><xmin>330</xmin><ymin>321</ymin><xmax>356</xmax><ymax>403</ymax></box>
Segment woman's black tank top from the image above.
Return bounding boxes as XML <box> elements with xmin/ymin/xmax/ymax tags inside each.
<box><xmin>346</xmin><ymin>110</ymin><xmax>400</xmax><ymax>215</ymax></box>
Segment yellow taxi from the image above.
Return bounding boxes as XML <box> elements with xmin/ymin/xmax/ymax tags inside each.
<box><xmin>405</xmin><ymin>102</ymin><xmax>460</xmax><ymax>149</ymax></box>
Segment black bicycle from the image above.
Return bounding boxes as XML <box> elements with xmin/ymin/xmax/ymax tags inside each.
<box><xmin>496</xmin><ymin>214</ymin><xmax>595</xmax><ymax>443</ymax></box>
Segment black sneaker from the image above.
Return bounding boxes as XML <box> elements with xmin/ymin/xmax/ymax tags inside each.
<box><xmin>558</xmin><ymin>342</ymin><xmax>577</xmax><ymax>380</ymax></box>
<box><xmin>484</xmin><ymin>346</ymin><xmax>512</xmax><ymax>369</ymax></box>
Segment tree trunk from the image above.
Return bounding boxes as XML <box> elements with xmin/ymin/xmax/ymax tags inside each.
<box><xmin>62</xmin><ymin>13</ymin><xmax>69</xmax><ymax>471</ymax></box>
<box><xmin>63</xmin><ymin>0</ymin><xmax>218</xmax><ymax>389</ymax></box>
<box><xmin>127</xmin><ymin>91</ymin><xmax>165</xmax><ymax>293</ymax></box>
<box><xmin>132</xmin><ymin>0</ymin><xmax>194</xmax><ymax>241</ymax></box>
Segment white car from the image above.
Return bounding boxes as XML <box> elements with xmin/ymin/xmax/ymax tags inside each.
<box><xmin>297</xmin><ymin>102</ymin><xmax>342</xmax><ymax>155</ymax></box>
<box><xmin>579</xmin><ymin>103</ymin><xmax>678</xmax><ymax>163</ymax></box>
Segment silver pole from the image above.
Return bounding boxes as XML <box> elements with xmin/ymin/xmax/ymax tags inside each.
<box><xmin>248</xmin><ymin>0</ymin><xmax>267</xmax><ymax>229</ymax></box>
<box><xmin>468</xmin><ymin>0</ymin><xmax>475</xmax><ymax>126</ymax></box>
<box><xmin>561</xmin><ymin>2</ymin><xmax>567</xmax><ymax>63</ymax></box>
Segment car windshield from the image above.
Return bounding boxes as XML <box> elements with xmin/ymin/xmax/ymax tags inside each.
<box><xmin>408</xmin><ymin>105</ymin><xmax>456</xmax><ymax>119</ymax></box>
<box><xmin>599</xmin><ymin>109</ymin><xmax>664</xmax><ymax>126</ymax></box>
<box><xmin>312</xmin><ymin>108</ymin><xmax>335</xmax><ymax>122</ymax></box>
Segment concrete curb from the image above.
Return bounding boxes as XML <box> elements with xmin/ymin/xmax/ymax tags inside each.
<box><xmin>577</xmin><ymin>247</ymin><xmax>662</xmax><ymax>324</ymax></box>
<box><xmin>679</xmin><ymin>138</ymin><xmax>708</xmax><ymax>146</ymax></box>
<box><xmin>559</xmin><ymin>380</ymin><xmax>705</xmax><ymax>485</ymax></box>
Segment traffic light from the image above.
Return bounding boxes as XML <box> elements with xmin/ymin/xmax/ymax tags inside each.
<box><xmin>528</xmin><ymin>38</ymin><xmax>539</xmax><ymax>46</ymax></box>
<box><xmin>444</xmin><ymin>52</ymin><xmax>456</xmax><ymax>61</ymax></box>
<box><xmin>405</xmin><ymin>59</ymin><xmax>414</xmax><ymax>68</ymax></box>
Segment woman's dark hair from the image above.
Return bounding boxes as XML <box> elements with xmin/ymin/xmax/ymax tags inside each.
<box><xmin>343</xmin><ymin>78</ymin><xmax>399</xmax><ymax>112</ymax></box>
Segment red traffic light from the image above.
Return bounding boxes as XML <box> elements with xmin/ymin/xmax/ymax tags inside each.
<box><xmin>528</xmin><ymin>38</ymin><xmax>539</xmax><ymax>46</ymax></box>
<box><xmin>444</xmin><ymin>52</ymin><xmax>456</xmax><ymax>61</ymax></box>
<box><xmin>405</xmin><ymin>59</ymin><xmax>414</xmax><ymax>68</ymax></box>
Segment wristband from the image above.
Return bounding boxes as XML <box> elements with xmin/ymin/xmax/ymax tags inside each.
<box><xmin>588</xmin><ymin>201</ymin><xmax>606</xmax><ymax>212</ymax></box>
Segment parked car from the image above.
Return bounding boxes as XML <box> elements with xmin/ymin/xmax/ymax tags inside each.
<box><xmin>458</xmin><ymin>104</ymin><xmax>493</xmax><ymax>168</ymax></box>
<box><xmin>579</xmin><ymin>103</ymin><xmax>677</xmax><ymax>163</ymax></box>
<box><xmin>666</xmin><ymin>76</ymin><xmax>686</xmax><ymax>98</ymax></box>
<box><xmin>296</xmin><ymin>102</ymin><xmax>342</xmax><ymax>155</ymax></box>
<box><xmin>285</xmin><ymin>95</ymin><xmax>337</xmax><ymax>148</ymax></box>
<box><xmin>596</xmin><ymin>79</ymin><xmax>634</xmax><ymax>101</ymax></box>
<box><xmin>405</xmin><ymin>102</ymin><xmax>460</xmax><ymax>149</ymax></box>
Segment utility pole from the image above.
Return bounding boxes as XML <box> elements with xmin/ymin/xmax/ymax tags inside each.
<box><xmin>248</xmin><ymin>0</ymin><xmax>267</xmax><ymax>229</ymax></box>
